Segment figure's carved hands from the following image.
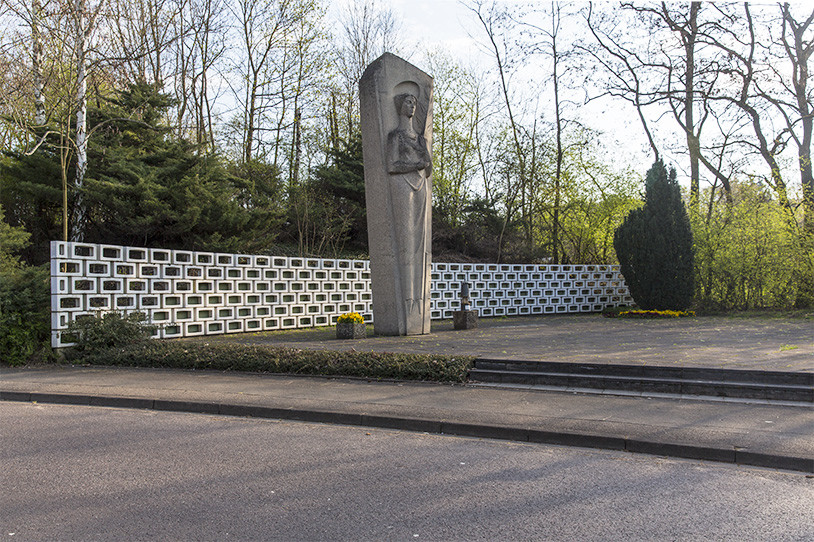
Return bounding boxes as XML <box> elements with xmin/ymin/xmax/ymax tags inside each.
<box><xmin>389</xmin><ymin>159</ymin><xmax>429</xmax><ymax>174</ymax></box>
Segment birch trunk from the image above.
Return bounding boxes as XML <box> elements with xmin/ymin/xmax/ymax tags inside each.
<box><xmin>32</xmin><ymin>0</ymin><xmax>46</xmax><ymax>126</ymax></box>
<box><xmin>72</xmin><ymin>0</ymin><xmax>89</xmax><ymax>241</ymax></box>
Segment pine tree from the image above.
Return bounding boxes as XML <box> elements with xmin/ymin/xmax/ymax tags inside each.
<box><xmin>78</xmin><ymin>82</ymin><xmax>281</xmax><ymax>252</ymax></box>
<box><xmin>308</xmin><ymin>133</ymin><xmax>367</xmax><ymax>251</ymax></box>
<box><xmin>614</xmin><ymin>160</ymin><xmax>695</xmax><ymax>309</ymax></box>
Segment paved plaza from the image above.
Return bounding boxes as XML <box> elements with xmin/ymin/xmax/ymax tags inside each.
<box><xmin>188</xmin><ymin>314</ymin><xmax>814</xmax><ymax>373</ymax></box>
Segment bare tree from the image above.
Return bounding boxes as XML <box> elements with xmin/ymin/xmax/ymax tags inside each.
<box><xmin>170</xmin><ymin>0</ymin><xmax>226</xmax><ymax>150</ymax></box>
<box><xmin>109</xmin><ymin>0</ymin><xmax>180</xmax><ymax>85</ymax></box>
<box><xmin>31</xmin><ymin>0</ymin><xmax>45</xmax><ymax>125</ymax></box>
<box><xmin>584</xmin><ymin>2</ymin><xmax>735</xmax><ymax>205</ymax></box>
<box><xmin>518</xmin><ymin>3</ymin><xmax>575</xmax><ymax>262</ymax></box>
<box><xmin>775</xmin><ymin>3</ymin><xmax>814</xmax><ymax>230</ymax></box>
<box><xmin>694</xmin><ymin>3</ymin><xmax>789</xmax><ymax>208</ymax></box>
<box><xmin>333</xmin><ymin>0</ymin><xmax>401</xmax><ymax>141</ymax></box>
<box><xmin>468</xmin><ymin>0</ymin><xmax>544</xmax><ymax>262</ymax></box>
<box><xmin>424</xmin><ymin>50</ymin><xmax>489</xmax><ymax>230</ymax></box>
<box><xmin>234</xmin><ymin>0</ymin><xmax>294</xmax><ymax>163</ymax></box>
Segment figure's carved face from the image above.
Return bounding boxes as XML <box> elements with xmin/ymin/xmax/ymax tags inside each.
<box><xmin>401</xmin><ymin>95</ymin><xmax>417</xmax><ymax>117</ymax></box>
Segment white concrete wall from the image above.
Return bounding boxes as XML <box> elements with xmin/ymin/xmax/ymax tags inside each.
<box><xmin>50</xmin><ymin>241</ymin><xmax>634</xmax><ymax>347</ymax></box>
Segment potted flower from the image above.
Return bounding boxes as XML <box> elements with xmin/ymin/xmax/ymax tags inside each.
<box><xmin>336</xmin><ymin>312</ymin><xmax>366</xmax><ymax>339</ymax></box>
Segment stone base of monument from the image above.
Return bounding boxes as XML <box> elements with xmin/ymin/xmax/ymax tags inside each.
<box><xmin>453</xmin><ymin>310</ymin><xmax>478</xmax><ymax>330</ymax></box>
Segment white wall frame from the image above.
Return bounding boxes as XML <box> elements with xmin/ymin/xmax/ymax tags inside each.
<box><xmin>49</xmin><ymin>241</ymin><xmax>634</xmax><ymax>347</ymax></box>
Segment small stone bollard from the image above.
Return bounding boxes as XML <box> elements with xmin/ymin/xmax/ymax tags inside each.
<box><xmin>453</xmin><ymin>282</ymin><xmax>478</xmax><ymax>330</ymax></box>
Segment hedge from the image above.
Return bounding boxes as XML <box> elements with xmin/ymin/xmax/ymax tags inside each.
<box><xmin>66</xmin><ymin>341</ymin><xmax>475</xmax><ymax>383</ymax></box>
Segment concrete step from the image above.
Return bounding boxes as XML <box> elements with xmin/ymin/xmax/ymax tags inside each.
<box><xmin>469</xmin><ymin>360</ymin><xmax>814</xmax><ymax>403</ymax></box>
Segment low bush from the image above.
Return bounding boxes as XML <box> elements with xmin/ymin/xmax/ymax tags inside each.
<box><xmin>692</xmin><ymin>181</ymin><xmax>814</xmax><ymax>310</ymax></box>
<box><xmin>64</xmin><ymin>311</ymin><xmax>156</xmax><ymax>354</ymax></box>
<box><xmin>1</xmin><ymin>205</ymin><xmax>51</xmax><ymax>366</ymax></box>
<box><xmin>0</xmin><ymin>264</ymin><xmax>51</xmax><ymax>365</ymax></box>
<box><xmin>65</xmin><ymin>341</ymin><xmax>475</xmax><ymax>383</ymax></box>
<box><xmin>600</xmin><ymin>305</ymin><xmax>635</xmax><ymax>318</ymax></box>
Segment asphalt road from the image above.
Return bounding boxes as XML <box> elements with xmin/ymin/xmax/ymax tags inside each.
<box><xmin>2</xmin><ymin>402</ymin><xmax>813</xmax><ymax>541</ymax></box>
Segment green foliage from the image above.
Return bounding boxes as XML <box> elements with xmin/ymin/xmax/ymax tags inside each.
<box><xmin>79</xmin><ymin>83</ymin><xmax>281</xmax><ymax>252</ymax></box>
<box><xmin>433</xmin><ymin>197</ymin><xmax>505</xmax><ymax>260</ymax></box>
<box><xmin>67</xmin><ymin>340</ymin><xmax>474</xmax><ymax>383</ymax></box>
<box><xmin>0</xmin><ymin>143</ymin><xmax>64</xmax><ymax>265</ymax></box>
<box><xmin>556</xmin><ymin>161</ymin><xmax>642</xmax><ymax>265</ymax></box>
<box><xmin>0</xmin><ymin>265</ymin><xmax>50</xmax><ymax>366</ymax></box>
<box><xmin>692</xmin><ymin>181</ymin><xmax>814</xmax><ymax>310</ymax></box>
<box><xmin>65</xmin><ymin>312</ymin><xmax>156</xmax><ymax>354</ymax></box>
<box><xmin>302</xmin><ymin>134</ymin><xmax>367</xmax><ymax>253</ymax></box>
<box><xmin>0</xmin><ymin>203</ymin><xmax>31</xmax><ymax>270</ymax></box>
<box><xmin>614</xmin><ymin>160</ymin><xmax>695</xmax><ymax>309</ymax></box>
<box><xmin>1</xmin><ymin>206</ymin><xmax>50</xmax><ymax>365</ymax></box>
<box><xmin>426</xmin><ymin>51</ymin><xmax>482</xmax><ymax>232</ymax></box>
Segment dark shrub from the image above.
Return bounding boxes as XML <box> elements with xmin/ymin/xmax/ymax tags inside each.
<box><xmin>614</xmin><ymin>160</ymin><xmax>694</xmax><ymax>309</ymax></box>
<box><xmin>0</xmin><ymin>265</ymin><xmax>50</xmax><ymax>365</ymax></box>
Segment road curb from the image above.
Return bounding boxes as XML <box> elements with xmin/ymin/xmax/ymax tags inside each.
<box><xmin>2</xmin><ymin>389</ymin><xmax>812</xmax><ymax>473</ymax></box>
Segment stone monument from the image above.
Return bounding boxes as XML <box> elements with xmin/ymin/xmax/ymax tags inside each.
<box><xmin>360</xmin><ymin>53</ymin><xmax>433</xmax><ymax>335</ymax></box>
<box><xmin>453</xmin><ymin>282</ymin><xmax>478</xmax><ymax>330</ymax></box>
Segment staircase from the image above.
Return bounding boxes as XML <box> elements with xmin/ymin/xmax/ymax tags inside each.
<box><xmin>468</xmin><ymin>359</ymin><xmax>814</xmax><ymax>404</ymax></box>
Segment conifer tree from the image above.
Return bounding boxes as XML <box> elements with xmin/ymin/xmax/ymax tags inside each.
<box><xmin>78</xmin><ymin>82</ymin><xmax>282</xmax><ymax>252</ymax></box>
<box><xmin>614</xmin><ymin>160</ymin><xmax>695</xmax><ymax>309</ymax></box>
<box><xmin>310</xmin><ymin>133</ymin><xmax>367</xmax><ymax>250</ymax></box>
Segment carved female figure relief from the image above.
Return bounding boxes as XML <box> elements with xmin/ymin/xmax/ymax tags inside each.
<box><xmin>359</xmin><ymin>54</ymin><xmax>433</xmax><ymax>335</ymax></box>
<box><xmin>386</xmin><ymin>93</ymin><xmax>432</xmax><ymax>332</ymax></box>
<box><xmin>388</xmin><ymin>94</ymin><xmax>432</xmax><ymax>183</ymax></box>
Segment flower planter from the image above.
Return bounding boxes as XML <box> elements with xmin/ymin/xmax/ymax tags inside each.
<box><xmin>336</xmin><ymin>322</ymin><xmax>366</xmax><ymax>339</ymax></box>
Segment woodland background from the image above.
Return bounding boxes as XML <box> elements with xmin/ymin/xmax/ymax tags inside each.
<box><xmin>1</xmin><ymin>1</ymin><xmax>813</xmax><ymax>311</ymax></box>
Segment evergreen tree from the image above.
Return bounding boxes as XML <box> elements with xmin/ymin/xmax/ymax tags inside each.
<box><xmin>614</xmin><ymin>160</ymin><xmax>695</xmax><ymax>309</ymax></box>
<box><xmin>0</xmin><ymin>145</ymin><xmax>64</xmax><ymax>265</ymax></box>
<box><xmin>78</xmin><ymin>82</ymin><xmax>283</xmax><ymax>252</ymax></box>
<box><xmin>1</xmin><ymin>83</ymin><xmax>285</xmax><ymax>258</ymax></box>
<box><xmin>307</xmin><ymin>134</ymin><xmax>368</xmax><ymax>252</ymax></box>
<box><xmin>0</xmin><ymin>204</ymin><xmax>50</xmax><ymax>365</ymax></box>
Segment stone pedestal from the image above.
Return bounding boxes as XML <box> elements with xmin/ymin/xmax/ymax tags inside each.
<box><xmin>359</xmin><ymin>53</ymin><xmax>434</xmax><ymax>336</ymax></box>
<box><xmin>453</xmin><ymin>310</ymin><xmax>478</xmax><ymax>330</ymax></box>
<box><xmin>336</xmin><ymin>322</ymin><xmax>366</xmax><ymax>340</ymax></box>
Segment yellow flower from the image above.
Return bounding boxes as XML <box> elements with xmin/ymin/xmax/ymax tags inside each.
<box><xmin>618</xmin><ymin>309</ymin><xmax>694</xmax><ymax>319</ymax></box>
<box><xmin>337</xmin><ymin>312</ymin><xmax>364</xmax><ymax>324</ymax></box>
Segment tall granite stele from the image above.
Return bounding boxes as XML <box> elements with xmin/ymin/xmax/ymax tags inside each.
<box><xmin>360</xmin><ymin>53</ymin><xmax>433</xmax><ymax>336</ymax></box>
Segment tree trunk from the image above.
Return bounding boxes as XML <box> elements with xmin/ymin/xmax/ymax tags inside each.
<box><xmin>329</xmin><ymin>91</ymin><xmax>339</xmax><ymax>153</ymax></box>
<box><xmin>783</xmin><ymin>3</ymin><xmax>814</xmax><ymax>230</ymax></box>
<box><xmin>291</xmin><ymin>107</ymin><xmax>301</xmax><ymax>188</ymax></box>
<box><xmin>552</xmin><ymin>21</ymin><xmax>563</xmax><ymax>265</ymax></box>
<box><xmin>32</xmin><ymin>0</ymin><xmax>45</xmax><ymax>126</ymax></box>
<box><xmin>684</xmin><ymin>2</ymin><xmax>700</xmax><ymax>206</ymax></box>
<box><xmin>72</xmin><ymin>0</ymin><xmax>89</xmax><ymax>242</ymax></box>
<box><xmin>245</xmin><ymin>74</ymin><xmax>258</xmax><ymax>163</ymax></box>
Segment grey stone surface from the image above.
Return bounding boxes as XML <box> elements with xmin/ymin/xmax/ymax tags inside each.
<box><xmin>2</xmin><ymin>366</ymin><xmax>812</xmax><ymax>470</ymax></box>
<box><xmin>336</xmin><ymin>322</ymin><xmax>366</xmax><ymax>339</ymax></box>
<box><xmin>196</xmin><ymin>314</ymin><xmax>814</xmax><ymax>373</ymax></box>
<box><xmin>360</xmin><ymin>53</ymin><xmax>433</xmax><ymax>336</ymax></box>
<box><xmin>453</xmin><ymin>309</ymin><xmax>478</xmax><ymax>329</ymax></box>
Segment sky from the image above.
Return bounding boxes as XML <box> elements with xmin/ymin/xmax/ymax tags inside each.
<box><xmin>381</xmin><ymin>0</ymin><xmax>658</xmax><ymax>177</ymax></box>
<box><xmin>325</xmin><ymin>0</ymin><xmax>807</xmax><ymax>192</ymax></box>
